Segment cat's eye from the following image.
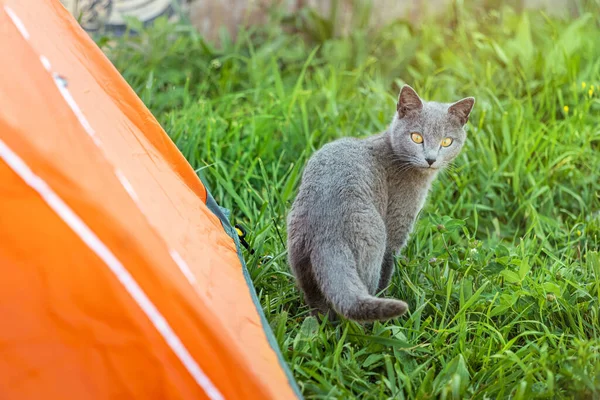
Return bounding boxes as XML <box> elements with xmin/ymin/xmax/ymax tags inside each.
<box><xmin>411</xmin><ymin>133</ymin><xmax>423</xmax><ymax>144</ymax></box>
<box><xmin>441</xmin><ymin>137</ymin><xmax>453</xmax><ymax>147</ymax></box>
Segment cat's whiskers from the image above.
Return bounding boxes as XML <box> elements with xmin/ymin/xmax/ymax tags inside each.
<box><xmin>442</xmin><ymin>162</ymin><xmax>458</xmax><ymax>173</ymax></box>
<box><xmin>387</xmin><ymin>152</ymin><xmax>421</xmax><ymax>168</ymax></box>
<box><xmin>393</xmin><ymin>164</ymin><xmax>414</xmax><ymax>175</ymax></box>
<box><xmin>390</xmin><ymin>160</ymin><xmax>418</xmax><ymax>174</ymax></box>
<box><xmin>435</xmin><ymin>162</ymin><xmax>459</xmax><ymax>180</ymax></box>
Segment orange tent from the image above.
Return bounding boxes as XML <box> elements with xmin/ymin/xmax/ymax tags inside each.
<box><xmin>0</xmin><ymin>1</ymin><xmax>300</xmax><ymax>399</ymax></box>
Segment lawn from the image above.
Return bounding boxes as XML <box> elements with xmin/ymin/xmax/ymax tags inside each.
<box><xmin>98</xmin><ymin>2</ymin><xmax>600</xmax><ymax>398</ymax></box>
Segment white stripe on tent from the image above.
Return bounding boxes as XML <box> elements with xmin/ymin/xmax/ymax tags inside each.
<box><xmin>40</xmin><ymin>55</ymin><xmax>52</xmax><ymax>71</ymax></box>
<box><xmin>52</xmin><ymin>71</ymin><xmax>97</xmax><ymax>138</ymax></box>
<box><xmin>170</xmin><ymin>249</ymin><xmax>199</xmax><ymax>286</ymax></box>
<box><xmin>115</xmin><ymin>169</ymin><xmax>140</xmax><ymax>203</ymax></box>
<box><xmin>4</xmin><ymin>5</ymin><xmax>29</xmax><ymax>40</ymax></box>
<box><xmin>0</xmin><ymin>138</ymin><xmax>224</xmax><ymax>400</ymax></box>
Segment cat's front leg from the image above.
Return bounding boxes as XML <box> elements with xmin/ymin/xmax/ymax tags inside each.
<box><xmin>379</xmin><ymin>221</ymin><xmax>412</xmax><ymax>293</ymax></box>
<box><xmin>377</xmin><ymin>251</ymin><xmax>395</xmax><ymax>294</ymax></box>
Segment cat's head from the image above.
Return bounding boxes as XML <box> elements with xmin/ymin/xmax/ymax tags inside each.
<box><xmin>389</xmin><ymin>85</ymin><xmax>474</xmax><ymax>171</ymax></box>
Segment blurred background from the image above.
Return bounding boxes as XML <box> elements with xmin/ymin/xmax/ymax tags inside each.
<box><xmin>62</xmin><ymin>0</ymin><xmax>582</xmax><ymax>41</ymax></box>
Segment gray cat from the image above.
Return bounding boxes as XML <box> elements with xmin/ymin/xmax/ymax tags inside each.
<box><xmin>286</xmin><ymin>85</ymin><xmax>474</xmax><ymax>322</ymax></box>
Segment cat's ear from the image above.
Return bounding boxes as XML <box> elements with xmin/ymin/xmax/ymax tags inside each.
<box><xmin>448</xmin><ymin>97</ymin><xmax>475</xmax><ymax>125</ymax></box>
<box><xmin>397</xmin><ymin>85</ymin><xmax>423</xmax><ymax>118</ymax></box>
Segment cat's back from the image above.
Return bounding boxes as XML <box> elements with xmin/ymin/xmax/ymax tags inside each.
<box><xmin>289</xmin><ymin>136</ymin><xmax>386</xmax><ymax>222</ymax></box>
<box><xmin>299</xmin><ymin>137</ymin><xmax>378</xmax><ymax>194</ymax></box>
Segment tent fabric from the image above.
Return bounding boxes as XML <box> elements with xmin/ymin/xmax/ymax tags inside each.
<box><xmin>0</xmin><ymin>1</ymin><xmax>300</xmax><ymax>399</ymax></box>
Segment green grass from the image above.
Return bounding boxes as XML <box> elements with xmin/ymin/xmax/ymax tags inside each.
<box><xmin>99</xmin><ymin>2</ymin><xmax>600</xmax><ymax>398</ymax></box>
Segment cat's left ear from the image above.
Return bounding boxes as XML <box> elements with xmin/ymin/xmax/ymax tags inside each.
<box><xmin>397</xmin><ymin>85</ymin><xmax>423</xmax><ymax>118</ymax></box>
<box><xmin>448</xmin><ymin>97</ymin><xmax>475</xmax><ymax>125</ymax></box>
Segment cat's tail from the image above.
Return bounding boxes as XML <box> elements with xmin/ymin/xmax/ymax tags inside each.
<box><xmin>311</xmin><ymin>244</ymin><xmax>408</xmax><ymax>322</ymax></box>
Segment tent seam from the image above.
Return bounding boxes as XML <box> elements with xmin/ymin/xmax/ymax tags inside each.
<box><xmin>204</xmin><ymin>192</ymin><xmax>304</xmax><ymax>399</ymax></box>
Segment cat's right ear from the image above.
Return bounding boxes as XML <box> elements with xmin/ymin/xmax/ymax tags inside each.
<box><xmin>448</xmin><ymin>97</ymin><xmax>475</xmax><ymax>125</ymax></box>
<box><xmin>397</xmin><ymin>85</ymin><xmax>423</xmax><ymax>118</ymax></box>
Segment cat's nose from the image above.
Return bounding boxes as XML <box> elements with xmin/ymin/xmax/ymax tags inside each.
<box><xmin>425</xmin><ymin>158</ymin><xmax>436</xmax><ymax>166</ymax></box>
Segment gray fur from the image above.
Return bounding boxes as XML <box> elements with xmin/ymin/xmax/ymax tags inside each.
<box><xmin>287</xmin><ymin>85</ymin><xmax>474</xmax><ymax>322</ymax></box>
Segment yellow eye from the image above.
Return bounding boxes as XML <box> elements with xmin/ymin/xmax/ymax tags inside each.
<box><xmin>411</xmin><ymin>133</ymin><xmax>423</xmax><ymax>144</ymax></box>
<box><xmin>441</xmin><ymin>137</ymin><xmax>453</xmax><ymax>147</ymax></box>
